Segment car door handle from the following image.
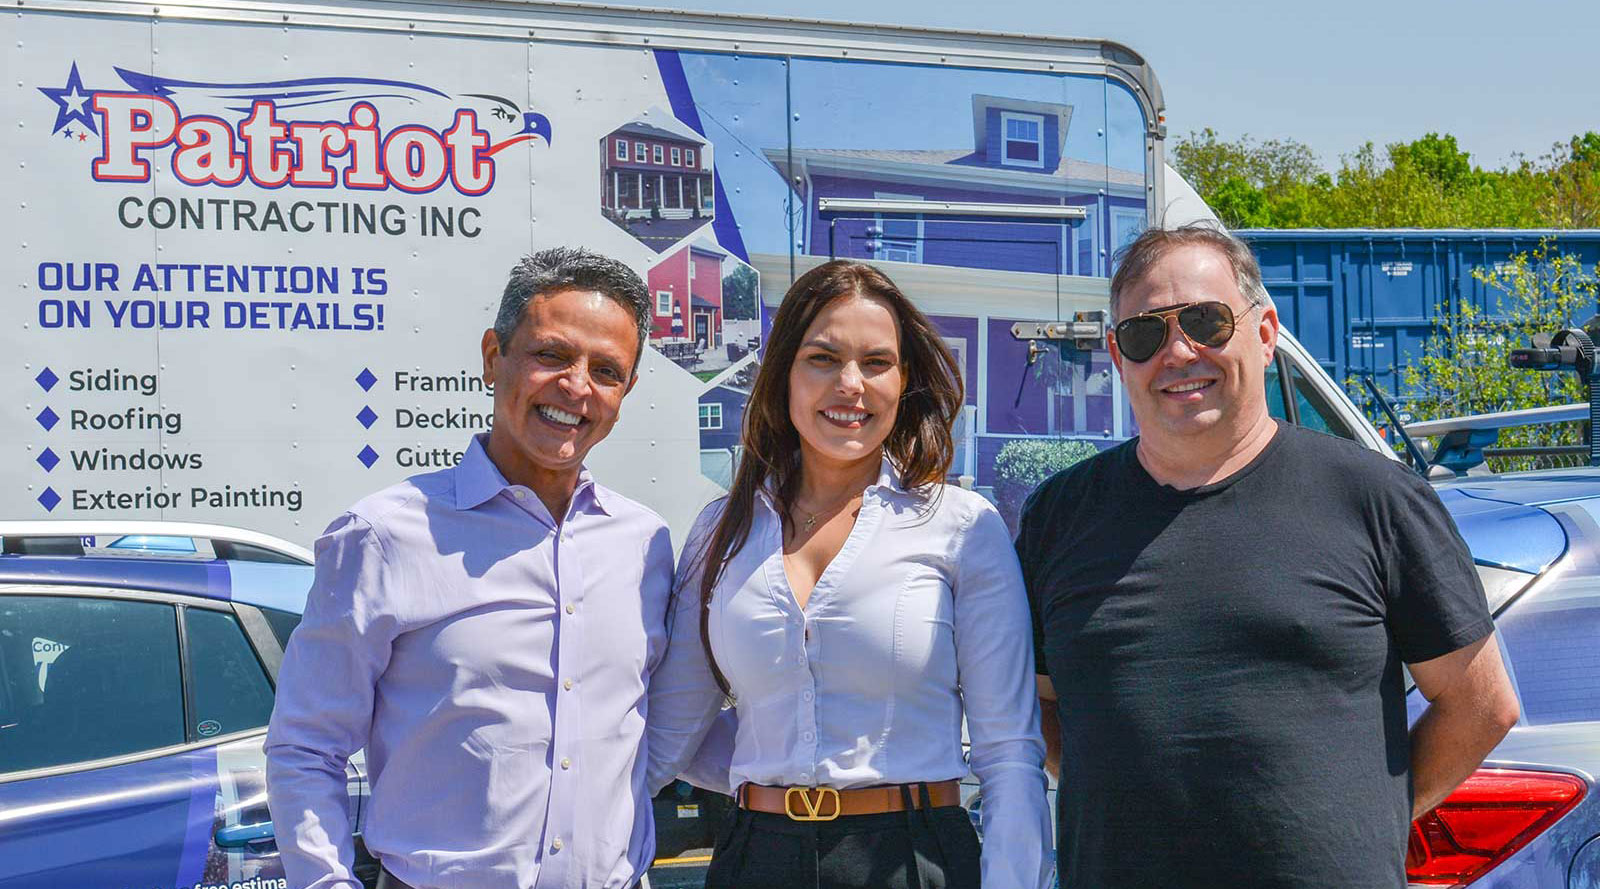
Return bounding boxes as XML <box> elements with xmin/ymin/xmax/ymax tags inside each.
<box><xmin>215</xmin><ymin>821</ymin><xmax>275</xmax><ymax>849</ymax></box>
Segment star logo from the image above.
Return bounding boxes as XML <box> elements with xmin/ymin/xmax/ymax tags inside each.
<box><xmin>38</xmin><ymin>63</ymin><xmax>100</xmax><ymax>136</ymax></box>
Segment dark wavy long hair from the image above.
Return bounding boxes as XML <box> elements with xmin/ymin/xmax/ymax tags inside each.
<box><xmin>694</xmin><ymin>260</ymin><xmax>964</xmax><ymax>694</ymax></box>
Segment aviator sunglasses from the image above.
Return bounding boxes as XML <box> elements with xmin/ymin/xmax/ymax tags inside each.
<box><xmin>1113</xmin><ymin>301</ymin><xmax>1239</xmax><ymax>363</ymax></box>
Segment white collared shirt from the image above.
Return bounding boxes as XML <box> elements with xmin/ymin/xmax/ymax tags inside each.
<box><xmin>267</xmin><ymin>434</ymin><xmax>675</xmax><ymax>889</ymax></box>
<box><xmin>646</xmin><ymin>458</ymin><xmax>1051</xmax><ymax>889</ymax></box>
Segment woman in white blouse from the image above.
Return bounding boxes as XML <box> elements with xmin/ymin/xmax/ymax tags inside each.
<box><xmin>647</xmin><ymin>260</ymin><xmax>1050</xmax><ymax>889</ymax></box>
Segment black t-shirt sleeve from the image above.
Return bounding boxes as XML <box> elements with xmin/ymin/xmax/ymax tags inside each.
<box><xmin>1378</xmin><ymin>463</ymin><xmax>1495</xmax><ymax>663</ymax></box>
<box><xmin>1016</xmin><ymin>481</ymin><xmax>1050</xmax><ymax>673</ymax></box>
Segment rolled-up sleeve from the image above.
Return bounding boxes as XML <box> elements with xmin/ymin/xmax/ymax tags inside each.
<box><xmin>645</xmin><ymin>504</ymin><xmax>732</xmax><ymax>796</ymax></box>
<box><xmin>266</xmin><ymin>514</ymin><xmax>398</xmax><ymax>889</ymax></box>
<box><xmin>952</xmin><ymin>502</ymin><xmax>1052</xmax><ymax>889</ymax></box>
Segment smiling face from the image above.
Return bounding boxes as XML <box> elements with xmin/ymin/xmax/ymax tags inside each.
<box><xmin>787</xmin><ymin>293</ymin><xmax>904</xmax><ymax>475</ymax></box>
<box><xmin>481</xmin><ymin>287</ymin><xmax>639</xmax><ymax>500</ymax></box>
<box><xmin>1111</xmin><ymin>243</ymin><xmax>1279</xmax><ymax>449</ymax></box>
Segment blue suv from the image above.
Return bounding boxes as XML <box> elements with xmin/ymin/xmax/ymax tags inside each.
<box><xmin>0</xmin><ymin>523</ymin><xmax>724</xmax><ymax>889</ymax></box>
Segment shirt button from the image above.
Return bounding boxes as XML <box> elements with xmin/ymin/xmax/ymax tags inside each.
<box><xmin>802</xmin><ymin>690</ymin><xmax>814</xmax><ymax>702</ymax></box>
<box><xmin>563</xmin><ymin>679</ymin><xmax>574</xmax><ymax>691</ymax></box>
<box><xmin>800</xmin><ymin>772</ymin><xmax>811</xmax><ymax>782</ymax></box>
<box><xmin>514</xmin><ymin>490</ymin><xmax>526</xmax><ymax>500</ymax></box>
<box><xmin>565</xmin><ymin>603</ymin><xmax>575</xmax><ymax>615</ymax></box>
<box><xmin>802</xmin><ymin>731</ymin><xmax>814</xmax><ymax>742</ymax></box>
<box><xmin>560</xmin><ymin>757</ymin><xmax>571</xmax><ymax>770</ymax></box>
<box><xmin>550</xmin><ymin>838</ymin><xmax>563</xmax><ymax>852</ymax></box>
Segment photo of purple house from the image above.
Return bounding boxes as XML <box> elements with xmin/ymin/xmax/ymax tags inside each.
<box><xmin>698</xmin><ymin>362</ymin><xmax>755</xmax><ymax>487</ymax></box>
<box><xmin>668</xmin><ymin>54</ymin><xmax>1157</xmax><ymax>498</ymax></box>
<box><xmin>600</xmin><ymin>115</ymin><xmax>715</xmax><ymax>252</ymax></box>
<box><xmin>766</xmin><ymin>94</ymin><xmax>1147</xmax><ymax>277</ymax></box>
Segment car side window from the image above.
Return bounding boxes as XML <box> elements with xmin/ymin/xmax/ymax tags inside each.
<box><xmin>0</xmin><ymin>596</ymin><xmax>184</xmax><ymax>774</ymax></box>
<box><xmin>184</xmin><ymin>607</ymin><xmax>275</xmax><ymax>740</ymax></box>
<box><xmin>1287</xmin><ymin>361</ymin><xmax>1357</xmax><ymax>441</ymax></box>
<box><xmin>1265</xmin><ymin>357</ymin><xmax>1289</xmax><ymax>421</ymax></box>
<box><xmin>259</xmin><ymin>605</ymin><xmax>303</xmax><ymax>649</ymax></box>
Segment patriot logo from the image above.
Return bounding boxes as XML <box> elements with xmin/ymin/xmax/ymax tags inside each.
<box><xmin>37</xmin><ymin>63</ymin><xmax>553</xmax><ymax>197</ymax></box>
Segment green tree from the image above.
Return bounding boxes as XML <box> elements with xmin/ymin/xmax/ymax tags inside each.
<box><xmin>1169</xmin><ymin>128</ymin><xmax>1595</xmax><ymax>229</ymax></box>
<box><xmin>1390</xmin><ymin>132</ymin><xmax>1475</xmax><ymax>190</ymax></box>
<box><xmin>722</xmin><ymin>263</ymin><xmax>759</xmax><ymax>321</ymax></box>
<box><xmin>1400</xmin><ymin>241</ymin><xmax>1599</xmax><ymax>471</ymax></box>
<box><xmin>1170</xmin><ymin>129</ymin><xmax>1320</xmax><ymax>227</ymax></box>
<box><xmin>992</xmin><ymin>438</ymin><xmax>1100</xmax><ymax>533</ymax></box>
<box><xmin>1208</xmin><ymin>176</ymin><xmax>1273</xmax><ymax>228</ymax></box>
<box><xmin>1541</xmin><ymin>132</ymin><xmax>1600</xmax><ymax>227</ymax></box>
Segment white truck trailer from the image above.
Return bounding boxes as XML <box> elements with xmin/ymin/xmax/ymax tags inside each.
<box><xmin>3</xmin><ymin>0</ymin><xmax>1383</xmax><ymax>547</ymax></box>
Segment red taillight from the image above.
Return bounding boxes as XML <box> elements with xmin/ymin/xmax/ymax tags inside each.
<box><xmin>1407</xmin><ymin>768</ymin><xmax>1587</xmax><ymax>886</ymax></box>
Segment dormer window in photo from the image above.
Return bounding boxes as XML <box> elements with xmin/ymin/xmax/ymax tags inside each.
<box><xmin>1001</xmin><ymin>112</ymin><xmax>1045</xmax><ymax>168</ymax></box>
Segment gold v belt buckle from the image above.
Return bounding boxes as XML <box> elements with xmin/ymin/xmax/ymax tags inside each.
<box><xmin>783</xmin><ymin>786</ymin><xmax>841</xmax><ymax>821</ymax></box>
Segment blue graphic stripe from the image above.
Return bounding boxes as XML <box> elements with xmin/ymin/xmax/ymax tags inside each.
<box><xmin>653</xmin><ymin>49</ymin><xmax>750</xmax><ymax>262</ymax></box>
<box><xmin>225</xmin><ymin>93</ymin><xmax>414</xmax><ymax>113</ymax></box>
<box><xmin>113</xmin><ymin>67</ymin><xmax>450</xmax><ymax>99</ymax></box>
<box><xmin>227</xmin><ymin>561</ymin><xmax>314</xmax><ymax>614</ymax></box>
<box><xmin>205</xmin><ymin>558</ymin><xmax>233</xmax><ymax>601</ymax></box>
<box><xmin>0</xmin><ymin>556</ymin><xmax>229</xmax><ymax>601</ymax></box>
<box><xmin>175</xmin><ymin>746</ymin><xmax>221</xmax><ymax>889</ymax></box>
<box><xmin>217</xmin><ymin>88</ymin><xmax>341</xmax><ymax>101</ymax></box>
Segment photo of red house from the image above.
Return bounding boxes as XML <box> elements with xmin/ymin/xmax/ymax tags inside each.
<box><xmin>648</xmin><ymin>240</ymin><xmax>723</xmax><ymax>349</ymax></box>
<box><xmin>646</xmin><ymin>240</ymin><xmax>760</xmax><ymax>378</ymax></box>
<box><xmin>600</xmin><ymin>115</ymin><xmax>715</xmax><ymax>252</ymax></box>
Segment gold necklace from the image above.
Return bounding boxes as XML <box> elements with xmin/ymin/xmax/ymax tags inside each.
<box><xmin>794</xmin><ymin>492</ymin><xmax>861</xmax><ymax>533</ymax></box>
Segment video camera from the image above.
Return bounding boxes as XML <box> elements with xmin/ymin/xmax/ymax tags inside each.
<box><xmin>1508</xmin><ymin>316</ymin><xmax>1600</xmax><ymax>376</ymax></box>
<box><xmin>1508</xmin><ymin>314</ymin><xmax>1600</xmax><ymax>467</ymax></box>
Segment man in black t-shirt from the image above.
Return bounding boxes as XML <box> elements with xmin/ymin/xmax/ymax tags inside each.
<box><xmin>1020</xmin><ymin>223</ymin><xmax>1520</xmax><ymax>888</ymax></box>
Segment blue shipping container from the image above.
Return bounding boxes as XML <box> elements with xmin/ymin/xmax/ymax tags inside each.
<box><xmin>1236</xmin><ymin>229</ymin><xmax>1600</xmax><ymax>399</ymax></box>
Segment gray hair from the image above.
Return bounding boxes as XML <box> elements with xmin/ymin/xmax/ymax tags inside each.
<box><xmin>1109</xmin><ymin>222</ymin><xmax>1272</xmax><ymax>321</ymax></box>
<box><xmin>495</xmin><ymin>246</ymin><xmax>652</xmax><ymax>371</ymax></box>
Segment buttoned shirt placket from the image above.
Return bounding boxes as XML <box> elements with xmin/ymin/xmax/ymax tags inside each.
<box><xmin>760</xmin><ymin>489</ymin><xmax>881</xmax><ymax>789</ymax></box>
<box><xmin>513</xmin><ymin>483</ymin><xmax>590</xmax><ymax>889</ymax></box>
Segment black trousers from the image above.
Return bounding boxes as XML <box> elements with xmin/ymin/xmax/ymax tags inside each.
<box><xmin>704</xmin><ymin>803</ymin><xmax>981</xmax><ymax>889</ymax></box>
<box><xmin>377</xmin><ymin>866</ymin><xmax>641</xmax><ymax>889</ymax></box>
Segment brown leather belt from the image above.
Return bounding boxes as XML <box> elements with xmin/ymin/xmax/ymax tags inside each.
<box><xmin>380</xmin><ymin>866</ymin><xmax>639</xmax><ymax>889</ymax></box>
<box><xmin>738</xmin><ymin>780</ymin><xmax>961</xmax><ymax>821</ymax></box>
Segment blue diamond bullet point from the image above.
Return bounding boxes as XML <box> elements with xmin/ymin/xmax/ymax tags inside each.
<box><xmin>356</xmin><ymin>368</ymin><xmax>378</xmax><ymax>391</ymax></box>
<box><xmin>357</xmin><ymin>445</ymin><xmax>379</xmax><ymax>468</ymax></box>
<box><xmin>38</xmin><ymin>487</ymin><xmax>60</xmax><ymax>511</ymax></box>
<box><xmin>36</xmin><ymin>447</ymin><xmax>59</xmax><ymax>472</ymax></box>
<box><xmin>36</xmin><ymin>407</ymin><xmax>59</xmax><ymax>431</ymax></box>
<box><xmin>35</xmin><ymin>368</ymin><xmax>58</xmax><ymax>391</ymax></box>
<box><xmin>357</xmin><ymin>406</ymin><xmax>379</xmax><ymax>429</ymax></box>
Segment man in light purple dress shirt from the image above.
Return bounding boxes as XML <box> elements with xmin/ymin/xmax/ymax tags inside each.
<box><xmin>266</xmin><ymin>247</ymin><xmax>675</xmax><ymax>889</ymax></box>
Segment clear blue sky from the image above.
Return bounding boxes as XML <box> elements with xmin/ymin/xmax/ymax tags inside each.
<box><xmin>633</xmin><ymin>0</ymin><xmax>1600</xmax><ymax>171</ymax></box>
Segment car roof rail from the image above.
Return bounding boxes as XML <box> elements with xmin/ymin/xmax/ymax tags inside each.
<box><xmin>0</xmin><ymin>521</ymin><xmax>312</xmax><ymax>565</ymax></box>
<box><xmin>1404</xmin><ymin>403</ymin><xmax>1590</xmax><ymax>475</ymax></box>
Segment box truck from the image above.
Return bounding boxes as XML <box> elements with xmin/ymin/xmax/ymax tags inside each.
<box><xmin>4</xmin><ymin>0</ymin><xmax>1389</xmax><ymax>549</ymax></box>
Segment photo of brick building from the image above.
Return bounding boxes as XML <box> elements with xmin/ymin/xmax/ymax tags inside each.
<box><xmin>600</xmin><ymin>117</ymin><xmax>715</xmax><ymax>252</ymax></box>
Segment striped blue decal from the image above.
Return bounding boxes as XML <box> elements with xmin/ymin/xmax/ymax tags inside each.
<box><xmin>226</xmin><ymin>561</ymin><xmax>314</xmax><ymax>614</ymax></box>
<box><xmin>0</xmin><ymin>556</ymin><xmax>231</xmax><ymax>601</ymax></box>
<box><xmin>175</xmin><ymin>745</ymin><xmax>221</xmax><ymax>889</ymax></box>
<box><xmin>653</xmin><ymin>48</ymin><xmax>750</xmax><ymax>262</ymax></box>
<box><xmin>206</xmin><ymin>558</ymin><xmax>232</xmax><ymax>600</ymax></box>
